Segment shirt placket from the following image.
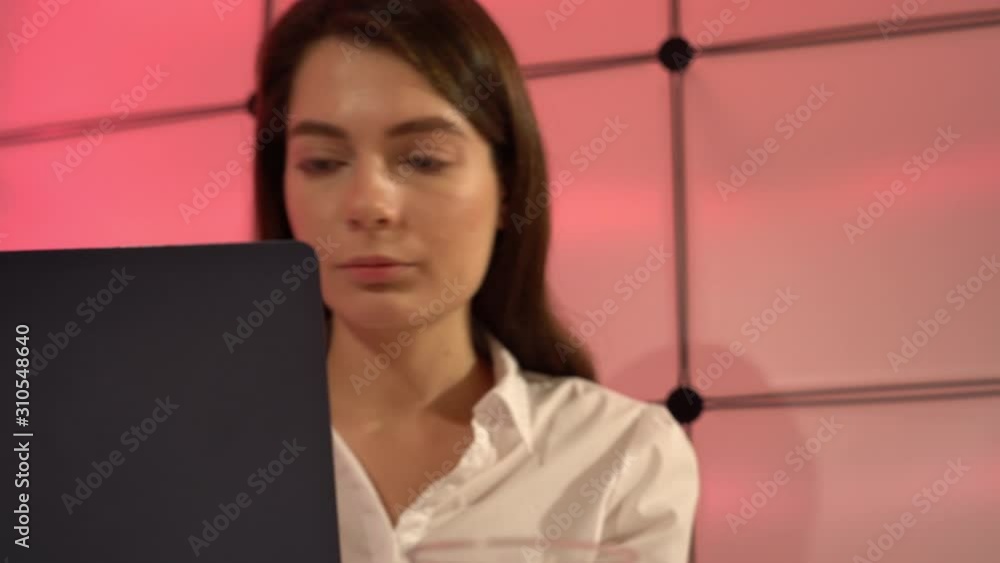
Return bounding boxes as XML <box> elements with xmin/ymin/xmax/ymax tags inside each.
<box><xmin>395</xmin><ymin>422</ymin><xmax>497</xmax><ymax>552</ymax></box>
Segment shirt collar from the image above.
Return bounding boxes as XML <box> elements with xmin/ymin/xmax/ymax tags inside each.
<box><xmin>472</xmin><ymin>332</ymin><xmax>534</xmax><ymax>453</ymax></box>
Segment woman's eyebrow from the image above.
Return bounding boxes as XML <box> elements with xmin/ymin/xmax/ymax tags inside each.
<box><xmin>288</xmin><ymin>116</ymin><xmax>466</xmax><ymax>141</ymax></box>
<box><xmin>288</xmin><ymin>120</ymin><xmax>348</xmax><ymax>140</ymax></box>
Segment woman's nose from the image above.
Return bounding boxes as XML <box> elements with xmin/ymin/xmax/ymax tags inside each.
<box><xmin>344</xmin><ymin>159</ymin><xmax>400</xmax><ymax>231</ymax></box>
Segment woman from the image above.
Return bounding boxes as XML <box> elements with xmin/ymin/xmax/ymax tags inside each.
<box><xmin>251</xmin><ymin>0</ymin><xmax>699</xmax><ymax>560</ymax></box>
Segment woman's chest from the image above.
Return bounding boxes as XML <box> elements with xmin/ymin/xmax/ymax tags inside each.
<box><xmin>337</xmin><ymin>425</ymin><xmax>477</xmax><ymax>525</ymax></box>
<box><xmin>338</xmin><ymin>439</ymin><xmax>610</xmax><ymax>533</ymax></box>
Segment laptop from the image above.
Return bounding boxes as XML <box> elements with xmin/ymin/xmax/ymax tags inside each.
<box><xmin>1</xmin><ymin>240</ymin><xmax>340</xmax><ymax>562</ymax></box>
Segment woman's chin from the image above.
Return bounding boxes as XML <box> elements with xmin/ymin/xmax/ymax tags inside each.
<box><xmin>330</xmin><ymin>301</ymin><xmax>420</xmax><ymax>335</ymax></box>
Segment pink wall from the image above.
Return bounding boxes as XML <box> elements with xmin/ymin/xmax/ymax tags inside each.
<box><xmin>2</xmin><ymin>1</ymin><xmax>998</xmax><ymax>562</ymax></box>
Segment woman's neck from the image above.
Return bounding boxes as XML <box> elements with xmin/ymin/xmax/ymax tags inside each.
<box><xmin>325</xmin><ymin>311</ymin><xmax>494</xmax><ymax>429</ymax></box>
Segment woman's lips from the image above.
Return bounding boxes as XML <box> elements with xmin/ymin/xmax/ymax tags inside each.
<box><xmin>339</xmin><ymin>263</ymin><xmax>414</xmax><ymax>283</ymax></box>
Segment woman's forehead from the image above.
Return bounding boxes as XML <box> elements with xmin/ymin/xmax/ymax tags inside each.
<box><xmin>289</xmin><ymin>42</ymin><xmax>477</xmax><ymax>141</ymax></box>
<box><xmin>295</xmin><ymin>38</ymin><xmax>431</xmax><ymax>95</ymax></box>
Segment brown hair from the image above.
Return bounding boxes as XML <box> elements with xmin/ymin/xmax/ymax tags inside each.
<box><xmin>251</xmin><ymin>0</ymin><xmax>595</xmax><ymax>381</ymax></box>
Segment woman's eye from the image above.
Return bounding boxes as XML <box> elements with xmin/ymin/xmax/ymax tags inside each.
<box><xmin>297</xmin><ymin>159</ymin><xmax>341</xmax><ymax>176</ymax></box>
<box><xmin>407</xmin><ymin>154</ymin><xmax>448</xmax><ymax>173</ymax></box>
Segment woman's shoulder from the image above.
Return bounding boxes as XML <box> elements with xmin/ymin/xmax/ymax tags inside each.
<box><xmin>518</xmin><ymin>370</ymin><xmax>688</xmax><ymax>450</ymax></box>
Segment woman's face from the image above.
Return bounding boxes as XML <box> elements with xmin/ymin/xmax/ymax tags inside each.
<box><xmin>283</xmin><ymin>38</ymin><xmax>502</xmax><ymax>332</ymax></box>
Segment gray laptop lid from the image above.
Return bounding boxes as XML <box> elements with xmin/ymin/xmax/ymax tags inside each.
<box><xmin>2</xmin><ymin>240</ymin><xmax>340</xmax><ymax>562</ymax></box>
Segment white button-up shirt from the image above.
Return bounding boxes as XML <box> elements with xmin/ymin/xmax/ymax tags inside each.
<box><xmin>332</xmin><ymin>333</ymin><xmax>699</xmax><ymax>562</ymax></box>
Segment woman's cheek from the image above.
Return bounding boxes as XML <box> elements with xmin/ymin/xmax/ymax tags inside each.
<box><xmin>285</xmin><ymin>181</ymin><xmax>331</xmax><ymax>241</ymax></box>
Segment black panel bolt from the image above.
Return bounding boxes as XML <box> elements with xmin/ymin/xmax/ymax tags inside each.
<box><xmin>658</xmin><ymin>37</ymin><xmax>695</xmax><ymax>73</ymax></box>
<box><xmin>666</xmin><ymin>385</ymin><xmax>703</xmax><ymax>424</ymax></box>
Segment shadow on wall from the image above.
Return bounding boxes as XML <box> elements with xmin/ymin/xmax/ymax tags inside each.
<box><xmin>610</xmin><ymin>341</ymin><xmax>819</xmax><ymax>563</ymax></box>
